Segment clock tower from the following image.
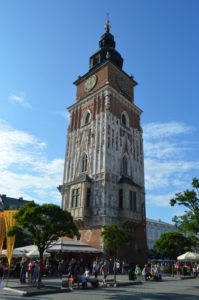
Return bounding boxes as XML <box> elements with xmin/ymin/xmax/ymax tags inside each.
<box><xmin>60</xmin><ymin>20</ymin><xmax>147</xmax><ymax>264</ymax></box>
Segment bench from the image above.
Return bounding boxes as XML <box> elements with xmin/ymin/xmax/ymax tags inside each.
<box><xmin>62</xmin><ymin>277</ymin><xmax>99</xmax><ymax>289</ymax></box>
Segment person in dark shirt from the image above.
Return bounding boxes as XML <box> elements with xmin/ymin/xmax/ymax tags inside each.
<box><xmin>20</xmin><ymin>259</ymin><xmax>28</xmax><ymax>283</ymax></box>
<box><xmin>58</xmin><ymin>259</ymin><xmax>65</xmax><ymax>279</ymax></box>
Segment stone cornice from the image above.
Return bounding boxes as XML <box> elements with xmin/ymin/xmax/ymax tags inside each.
<box><xmin>67</xmin><ymin>84</ymin><xmax>142</xmax><ymax>116</ymax></box>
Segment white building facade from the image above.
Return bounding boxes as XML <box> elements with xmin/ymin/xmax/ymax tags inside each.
<box><xmin>146</xmin><ymin>218</ymin><xmax>178</xmax><ymax>250</ymax></box>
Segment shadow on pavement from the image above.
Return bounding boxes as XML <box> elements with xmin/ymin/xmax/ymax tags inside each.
<box><xmin>108</xmin><ymin>291</ymin><xmax>199</xmax><ymax>300</ymax></box>
<box><xmin>0</xmin><ymin>292</ymin><xmax>48</xmax><ymax>300</ymax></box>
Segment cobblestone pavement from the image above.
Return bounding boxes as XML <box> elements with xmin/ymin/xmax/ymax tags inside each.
<box><xmin>0</xmin><ymin>275</ymin><xmax>199</xmax><ymax>300</ymax></box>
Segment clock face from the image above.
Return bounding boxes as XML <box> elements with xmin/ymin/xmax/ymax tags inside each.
<box><xmin>84</xmin><ymin>75</ymin><xmax>97</xmax><ymax>92</ymax></box>
<box><xmin>116</xmin><ymin>75</ymin><xmax>127</xmax><ymax>92</ymax></box>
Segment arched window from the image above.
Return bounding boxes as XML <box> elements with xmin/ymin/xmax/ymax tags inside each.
<box><xmin>82</xmin><ymin>110</ymin><xmax>91</xmax><ymax>126</ymax></box>
<box><xmin>122</xmin><ymin>114</ymin><xmax>126</xmax><ymax>126</ymax></box>
<box><xmin>123</xmin><ymin>156</ymin><xmax>128</xmax><ymax>176</ymax></box>
<box><xmin>81</xmin><ymin>153</ymin><xmax>87</xmax><ymax>172</ymax></box>
<box><xmin>85</xmin><ymin>112</ymin><xmax>90</xmax><ymax>125</ymax></box>
<box><xmin>121</xmin><ymin>111</ymin><xmax>129</xmax><ymax>127</ymax></box>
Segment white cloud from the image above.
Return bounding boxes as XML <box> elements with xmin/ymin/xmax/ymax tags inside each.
<box><xmin>145</xmin><ymin>159</ymin><xmax>199</xmax><ymax>190</ymax></box>
<box><xmin>143</xmin><ymin>121</ymin><xmax>199</xmax><ymax>208</ymax></box>
<box><xmin>32</xmin><ymin>158</ymin><xmax>64</xmax><ymax>176</ymax></box>
<box><xmin>0</xmin><ymin>119</ymin><xmax>46</xmax><ymax>170</ymax></box>
<box><xmin>144</xmin><ymin>140</ymin><xmax>188</xmax><ymax>159</ymax></box>
<box><xmin>143</xmin><ymin>122</ymin><xmax>194</xmax><ymax>140</ymax></box>
<box><xmin>0</xmin><ymin>120</ymin><xmax>63</xmax><ymax>204</ymax></box>
<box><xmin>146</xmin><ymin>192</ymin><xmax>175</xmax><ymax>207</ymax></box>
<box><xmin>9</xmin><ymin>93</ymin><xmax>32</xmax><ymax>109</ymax></box>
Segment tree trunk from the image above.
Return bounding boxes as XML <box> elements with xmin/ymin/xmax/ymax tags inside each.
<box><xmin>37</xmin><ymin>252</ymin><xmax>43</xmax><ymax>289</ymax></box>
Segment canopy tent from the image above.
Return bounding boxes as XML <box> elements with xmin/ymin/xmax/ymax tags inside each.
<box><xmin>14</xmin><ymin>245</ymin><xmax>36</xmax><ymax>253</ymax></box>
<box><xmin>1</xmin><ymin>240</ymin><xmax>102</xmax><ymax>258</ymax></box>
<box><xmin>26</xmin><ymin>247</ymin><xmax>50</xmax><ymax>258</ymax></box>
<box><xmin>47</xmin><ymin>239</ymin><xmax>102</xmax><ymax>254</ymax></box>
<box><xmin>1</xmin><ymin>249</ymin><xmax>26</xmax><ymax>257</ymax></box>
<box><xmin>13</xmin><ymin>245</ymin><xmax>49</xmax><ymax>257</ymax></box>
<box><xmin>177</xmin><ymin>251</ymin><xmax>199</xmax><ymax>261</ymax></box>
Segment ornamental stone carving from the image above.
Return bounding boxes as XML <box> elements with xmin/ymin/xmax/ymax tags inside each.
<box><xmin>105</xmin><ymin>94</ymin><xmax>110</xmax><ymax>110</ymax></box>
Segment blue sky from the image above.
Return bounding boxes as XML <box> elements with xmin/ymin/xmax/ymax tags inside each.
<box><xmin>0</xmin><ymin>0</ymin><xmax>199</xmax><ymax>224</ymax></box>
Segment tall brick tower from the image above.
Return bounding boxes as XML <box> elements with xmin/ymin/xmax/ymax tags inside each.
<box><xmin>60</xmin><ymin>21</ymin><xmax>147</xmax><ymax>264</ymax></box>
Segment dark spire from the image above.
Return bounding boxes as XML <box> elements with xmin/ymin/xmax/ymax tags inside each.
<box><xmin>99</xmin><ymin>19</ymin><xmax>116</xmax><ymax>49</ymax></box>
<box><xmin>89</xmin><ymin>20</ymin><xmax>123</xmax><ymax>70</ymax></box>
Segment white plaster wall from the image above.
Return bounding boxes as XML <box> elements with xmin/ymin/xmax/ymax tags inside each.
<box><xmin>62</xmin><ymin>86</ymin><xmax>145</xmax><ymax>224</ymax></box>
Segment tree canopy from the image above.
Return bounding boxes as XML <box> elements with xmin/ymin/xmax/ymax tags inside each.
<box><xmin>170</xmin><ymin>178</ymin><xmax>199</xmax><ymax>239</ymax></box>
<box><xmin>154</xmin><ymin>232</ymin><xmax>196</xmax><ymax>259</ymax></box>
<box><xmin>101</xmin><ymin>224</ymin><xmax>132</xmax><ymax>249</ymax></box>
<box><xmin>8</xmin><ymin>202</ymin><xmax>78</xmax><ymax>286</ymax></box>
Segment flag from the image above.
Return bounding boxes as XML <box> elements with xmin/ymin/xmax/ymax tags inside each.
<box><xmin>4</xmin><ymin>210</ymin><xmax>17</xmax><ymax>264</ymax></box>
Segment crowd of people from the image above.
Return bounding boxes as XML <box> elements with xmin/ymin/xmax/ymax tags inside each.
<box><xmin>135</xmin><ymin>263</ymin><xmax>162</xmax><ymax>281</ymax></box>
<box><xmin>175</xmin><ymin>261</ymin><xmax>199</xmax><ymax>277</ymax></box>
<box><xmin>55</xmin><ymin>257</ymin><xmax>128</xmax><ymax>286</ymax></box>
<box><xmin>134</xmin><ymin>262</ymin><xmax>199</xmax><ymax>281</ymax></box>
<box><xmin>1</xmin><ymin>257</ymin><xmax>199</xmax><ymax>288</ymax></box>
<box><xmin>20</xmin><ymin>258</ymin><xmax>41</xmax><ymax>284</ymax></box>
<box><xmin>0</xmin><ymin>257</ymin><xmax>130</xmax><ymax>286</ymax></box>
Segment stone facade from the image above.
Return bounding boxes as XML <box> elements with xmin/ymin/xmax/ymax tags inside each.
<box><xmin>60</xmin><ymin>22</ymin><xmax>147</xmax><ymax>264</ymax></box>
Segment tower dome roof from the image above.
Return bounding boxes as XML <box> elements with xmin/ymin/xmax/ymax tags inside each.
<box><xmin>89</xmin><ymin>20</ymin><xmax>123</xmax><ymax>70</ymax></box>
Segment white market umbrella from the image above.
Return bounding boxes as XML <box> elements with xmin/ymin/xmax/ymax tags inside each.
<box><xmin>14</xmin><ymin>245</ymin><xmax>36</xmax><ymax>253</ymax></box>
<box><xmin>26</xmin><ymin>247</ymin><xmax>50</xmax><ymax>257</ymax></box>
<box><xmin>14</xmin><ymin>245</ymin><xmax>49</xmax><ymax>257</ymax></box>
<box><xmin>1</xmin><ymin>249</ymin><xmax>26</xmax><ymax>257</ymax></box>
<box><xmin>177</xmin><ymin>251</ymin><xmax>199</xmax><ymax>261</ymax></box>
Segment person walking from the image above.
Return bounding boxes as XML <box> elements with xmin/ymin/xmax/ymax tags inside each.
<box><xmin>32</xmin><ymin>260</ymin><xmax>39</xmax><ymax>284</ymax></box>
<box><xmin>93</xmin><ymin>259</ymin><xmax>100</xmax><ymax>278</ymax></box>
<box><xmin>20</xmin><ymin>259</ymin><xmax>28</xmax><ymax>284</ymax></box>
<box><xmin>58</xmin><ymin>259</ymin><xmax>65</xmax><ymax>279</ymax></box>
<box><xmin>115</xmin><ymin>260</ymin><xmax>120</xmax><ymax>274</ymax></box>
<box><xmin>192</xmin><ymin>264</ymin><xmax>197</xmax><ymax>277</ymax></box>
<box><xmin>100</xmin><ymin>261</ymin><xmax>109</xmax><ymax>285</ymax></box>
<box><xmin>175</xmin><ymin>261</ymin><xmax>181</xmax><ymax>275</ymax></box>
<box><xmin>27</xmin><ymin>260</ymin><xmax>35</xmax><ymax>283</ymax></box>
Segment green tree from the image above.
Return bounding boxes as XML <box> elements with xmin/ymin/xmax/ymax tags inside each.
<box><xmin>170</xmin><ymin>178</ymin><xmax>199</xmax><ymax>239</ymax></box>
<box><xmin>101</xmin><ymin>224</ymin><xmax>132</xmax><ymax>284</ymax></box>
<box><xmin>7</xmin><ymin>202</ymin><xmax>78</xmax><ymax>288</ymax></box>
<box><xmin>154</xmin><ymin>232</ymin><xmax>196</xmax><ymax>259</ymax></box>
